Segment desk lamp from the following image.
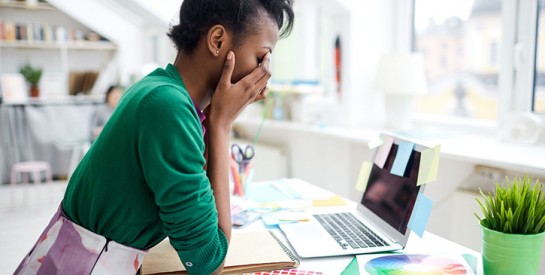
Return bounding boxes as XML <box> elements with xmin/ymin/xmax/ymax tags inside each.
<box><xmin>373</xmin><ymin>53</ymin><xmax>428</xmax><ymax>130</ymax></box>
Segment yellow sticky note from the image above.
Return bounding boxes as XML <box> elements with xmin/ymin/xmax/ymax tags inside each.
<box><xmin>355</xmin><ymin>161</ymin><xmax>373</xmax><ymax>192</ymax></box>
<box><xmin>417</xmin><ymin>145</ymin><xmax>441</xmax><ymax>186</ymax></box>
<box><xmin>312</xmin><ymin>195</ymin><xmax>347</xmax><ymax>207</ymax></box>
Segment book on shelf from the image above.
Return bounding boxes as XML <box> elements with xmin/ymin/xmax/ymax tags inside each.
<box><xmin>0</xmin><ymin>74</ymin><xmax>27</xmax><ymax>102</ymax></box>
<box><xmin>40</xmin><ymin>72</ymin><xmax>65</xmax><ymax>98</ymax></box>
<box><xmin>141</xmin><ymin>230</ymin><xmax>300</xmax><ymax>275</ymax></box>
<box><xmin>15</xmin><ymin>23</ymin><xmax>22</xmax><ymax>40</ymax></box>
<box><xmin>32</xmin><ymin>23</ymin><xmax>43</xmax><ymax>41</ymax></box>
<box><xmin>68</xmin><ymin>71</ymin><xmax>99</xmax><ymax>95</ymax></box>
<box><xmin>0</xmin><ymin>20</ymin><xmax>5</xmax><ymax>41</ymax></box>
<box><xmin>56</xmin><ymin>26</ymin><xmax>67</xmax><ymax>42</ymax></box>
<box><xmin>0</xmin><ymin>19</ymin><xmax>105</xmax><ymax>43</ymax></box>
<box><xmin>81</xmin><ymin>71</ymin><xmax>98</xmax><ymax>94</ymax></box>
<box><xmin>4</xmin><ymin>22</ymin><xmax>16</xmax><ymax>41</ymax></box>
<box><xmin>43</xmin><ymin>24</ymin><xmax>54</xmax><ymax>42</ymax></box>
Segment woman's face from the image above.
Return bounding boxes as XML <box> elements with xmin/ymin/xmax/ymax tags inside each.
<box><xmin>108</xmin><ymin>88</ymin><xmax>122</xmax><ymax>107</ymax></box>
<box><xmin>229</xmin><ymin>16</ymin><xmax>279</xmax><ymax>83</ymax></box>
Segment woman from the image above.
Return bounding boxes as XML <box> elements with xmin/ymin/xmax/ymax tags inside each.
<box><xmin>15</xmin><ymin>0</ymin><xmax>294</xmax><ymax>274</ymax></box>
<box><xmin>90</xmin><ymin>85</ymin><xmax>123</xmax><ymax>141</ymax></box>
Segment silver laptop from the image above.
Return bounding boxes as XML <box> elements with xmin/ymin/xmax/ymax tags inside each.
<box><xmin>279</xmin><ymin>135</ymin><xmax>428</xmax><ymax>258</ymax></box>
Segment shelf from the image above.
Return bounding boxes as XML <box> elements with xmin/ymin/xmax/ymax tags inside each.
<box><xmin>0</xmin><ymin>1</ymin><xmax>55</xmax><ymax>10</ymax></box>
<box><xmin>0</xmin><ymin>40</ymin><xmax>117</xmax><ymax>50</ymax></box>
<box><xmin>0</xmin><ymin>95</ymin><xmax>104</xmax><ymax>106</ymax></box>
<box><xmin>65</xmin><ymin>41</ymin><xmax>117</xmax><ymax>50</ymax></box>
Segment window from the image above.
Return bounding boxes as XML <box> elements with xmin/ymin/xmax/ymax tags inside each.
<box><xmin>413</xmin><ymin>0</ymin><xmax>502</xmax><ymax>121</ymax></box>
<box><xmin>534</xmin><ymin>0</ymin><xmax>545</xmax><ymax>112</ymax></box>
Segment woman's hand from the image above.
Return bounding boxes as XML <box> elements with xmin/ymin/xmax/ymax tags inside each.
<box><xmin>205</xmin><ymin>52</ymin><xmax>270</xmax><ymax>251</ymax></box>
<box><xmin>208</xmin><ymin>51</ymin><xmax>271</xmax><ymax>129</ymax></box>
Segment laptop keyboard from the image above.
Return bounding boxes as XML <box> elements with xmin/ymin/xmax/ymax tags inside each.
<box><xmin>314</xmin><ymin>213</ymin><xmax>388</xmax><ymax>250</ymax></box>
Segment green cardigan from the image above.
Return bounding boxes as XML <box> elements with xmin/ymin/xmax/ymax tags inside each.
<box><xmin>63</xmin><ymin>64</ymin><xmax>228</xmax><ymax>274</ymax></box>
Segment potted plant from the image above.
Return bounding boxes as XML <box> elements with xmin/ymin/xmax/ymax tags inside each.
<box><xmin>19</xmin><ymin>63</ymin><xmax>43</xmax><ymax>98</ymax></box>
<box><xmin>475</xmin><ymin>175</ymin><xmax>545</xmax><ymax>275</ymax></box>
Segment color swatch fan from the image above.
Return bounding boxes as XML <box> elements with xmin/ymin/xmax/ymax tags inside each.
<box><xmin>358</xmin><ymin>254</ymin><xmax>475</xmax><ymax>275</ymax></box>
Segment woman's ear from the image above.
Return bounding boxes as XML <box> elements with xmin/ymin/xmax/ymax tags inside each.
<box><xmin>207</xmin><ymin>25</ymin><xmax>229</xmax><ymax>57</ymax></box>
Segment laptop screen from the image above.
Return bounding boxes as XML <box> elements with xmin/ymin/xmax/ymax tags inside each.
<box><xmin>360</xmin><ymin>143</ymin><xmax>421</xmax><ymax>234</ymax></box>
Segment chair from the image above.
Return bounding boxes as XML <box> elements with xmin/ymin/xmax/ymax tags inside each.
<box><xmin>10</xmin><ymin>161</ymin><xmax>53</xmax><ymax>186</ymax></box>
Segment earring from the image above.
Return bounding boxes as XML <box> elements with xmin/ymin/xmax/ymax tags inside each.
<box><xmin>216</xmin><ymin>50</ymin><xmax>219</xmax><ymax>54</ymax></box>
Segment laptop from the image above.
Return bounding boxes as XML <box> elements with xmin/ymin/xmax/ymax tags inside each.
<box><xmin>279</xmin><ymin>134</ymin><xmax>428</xmax><ymax>258</ymax></box>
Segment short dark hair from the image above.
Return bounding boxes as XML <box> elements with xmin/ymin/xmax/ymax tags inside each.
<box><xmin>105</xmin><ymin>85</ymin><xmax>120</xmax><ymax>103</ymax></box>
<box><xmin>167</xmin><ymin>0</ymin><xmax>294</xmax><ymax>53</ymax></box>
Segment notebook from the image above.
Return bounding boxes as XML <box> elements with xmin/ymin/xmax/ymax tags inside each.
<box><xmin>141</xmin><ymin>230</ymin><xmax>299</xmax><ymax>274</ymax></box>
<box><xmin>279</xmin><ymin>134</ymin><xmax>428</xmax><ymax>258</ymax></box>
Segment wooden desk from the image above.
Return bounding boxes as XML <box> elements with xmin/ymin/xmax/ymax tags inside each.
<box><xmin>235</xmin><ymin>178</ymin><xmax>481</xmax><ymax>274</ymax></box>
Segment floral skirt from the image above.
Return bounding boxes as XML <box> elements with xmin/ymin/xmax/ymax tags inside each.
<box><xmin>14</xmin><ymin>204</ymin><xmax>147</xmax><ymax>275</ymax></box>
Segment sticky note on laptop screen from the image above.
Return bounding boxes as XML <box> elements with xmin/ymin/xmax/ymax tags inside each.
<box><xmin>361</xmin><ymin>143</ymin><xmax>421</xmax><ymax>234</ymax></box>
<box><xmin>391</xmin><ymin>141</ymin><xmax>416</xmax><ymax>177</ymax></box>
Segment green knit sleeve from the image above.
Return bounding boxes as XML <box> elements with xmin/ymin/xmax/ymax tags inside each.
<box><xmin>137</xmin><ymin>86</ymin><xmax>228</xmax><ymax>274</ymax></box>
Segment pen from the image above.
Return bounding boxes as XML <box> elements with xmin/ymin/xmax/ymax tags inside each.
<box><xmin>230</xmin><ymin>157</ymin><xmax>242</xmax><ymax>196</ymax></box>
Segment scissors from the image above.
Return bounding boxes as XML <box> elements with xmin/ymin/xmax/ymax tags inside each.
<box><xmin>231</xmin><ymin>144</ymin><xmax>255</xmax><ymax>174</ymax></box>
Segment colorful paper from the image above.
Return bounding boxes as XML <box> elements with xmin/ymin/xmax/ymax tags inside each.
<box><xmin>251</xmin><ymin>269</ymin><xmax>323</xmax><ymax>275</ymax></box>
<box><xmin>312</xmin><ymin>195</ymin><xmax>346</xmax><ymax>207</ymax></box>
<box><xmin>356</xmin><ymin>253</ymin><xmax>475</xmax><ymax>275</ymax></box>
<box><xmin>374</xmin><ymin>136</ymin><xmax>394</xmax><ymax>168</ymax></box>
<box><xmin>246</xmin><ymin>184</ymin><xmax>290</xmax><ymax>203</ymax></box>
<box><xmin>246</xmin><ymin>180</ymin><xmax>301</xmax><ymax>203</ymax></box>
<box><xmin>417</xmin><ymin>145</ymin><xmax>441</xmax><ymax>186</ymax></box>
<box><xmin>355</xmin><ymin>161</ymin><xmax>373</xmax><ymax>192</ymax></box>
<box><xmin>261</xmin><ymin>212</ymin><xmax>310</xmax><ymax>227</ymax></box>
<box><xmin>407</xmin><ymin>193</ymin><xmax>433</xmax><ymax>238</ymax></box>
<box><xmin>390</xmin><ymin>141</ymin><xmax>415</xmax><ymax>177</ymax></box>
<box><xmin>261</xmin><ymin>214</ymin><xmax>290</xmax><ymax>226</ymax></box>
<box><xmin>462</xmin><ymin>253</ymin><xmax>478</xmax><ymax>274</ymax></box>
<box><xmin>341</xmin><ymin>257</ymin><xmax>359</xmax><ymax>275</ymax></box>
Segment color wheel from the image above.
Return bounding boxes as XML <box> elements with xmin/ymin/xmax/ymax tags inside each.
<box><xmin>364</xmin><ymin>254</ymin><xmax>468</xmax><ymax>275</ymax></box>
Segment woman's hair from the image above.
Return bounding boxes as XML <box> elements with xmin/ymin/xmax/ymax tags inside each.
<box><xmin>105</xmin><ymin>85</ymin><xmax>120</xmax><ymax>103</ymax></box>
<box><xmin>167</xmin><ymin>0</ymin><xmax>294</xmax><ymax>53</ymax></box>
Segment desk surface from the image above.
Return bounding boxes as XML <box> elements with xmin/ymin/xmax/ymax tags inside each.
<box><xmin>235</xmin><ymin>178</ymin><xmax>481</xmax><ymax>274</ymax></box>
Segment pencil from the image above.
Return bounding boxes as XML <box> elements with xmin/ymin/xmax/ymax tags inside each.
<box><xmin>230</xmin><ymin>158</ymin><xmax>243</xmax><ymax>196</ymax></box>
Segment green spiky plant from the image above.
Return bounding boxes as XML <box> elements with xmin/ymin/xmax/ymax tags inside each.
<box><xmin>475</xmin><ymin>175</ymin><xmax>545</xmax><ymax>234</ymax></box>
<box><xmin>19</xmin><ymin>63</ymin><xmax>43</xmax><ymax>86</ymax></box>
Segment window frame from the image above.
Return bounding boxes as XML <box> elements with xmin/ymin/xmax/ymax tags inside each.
<box><xmin>507</xmin><ymin>0</ymin><xmax>539</xmax><ymax>115</ymax></box>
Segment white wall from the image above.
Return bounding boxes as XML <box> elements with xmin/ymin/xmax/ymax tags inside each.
<box><xmin>48</xmin><ymin>0</ymin><xmax>154</xmax><ymax>90</ymax></box>
<box><xmin>338</xmin><ymin>0</ymin><xmax>396</xmax><ymax>129</ymax></box>
<box><xmin>270</xmin><ymin>0</ymin><xmax>396</xmax><ymax>129</ymax></box>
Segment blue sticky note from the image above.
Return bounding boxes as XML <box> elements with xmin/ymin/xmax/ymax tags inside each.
<box><xmin>246</xmin><ymin>184</ymin><xmax>289</xmax><ymax>203</ymax></box>
<box><xmin>245</xmin><ymin>181</ymin><xmax>301</xmax><ymax>203</ymax></box>
<box><xmin>407</xmin><ymin>193</ymin><xmax>433</xmax><ymax>238</ymax></box>
<box><xmin>390</xmin><ymin>141</ymin><xmax>415</xmax><ymax>177</ymax></box>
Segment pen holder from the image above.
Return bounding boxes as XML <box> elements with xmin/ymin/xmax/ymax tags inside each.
<box><xmin>229</xmin><ymin>159</ymin><xmax>254</xmax><ymax>198</ymax></box>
